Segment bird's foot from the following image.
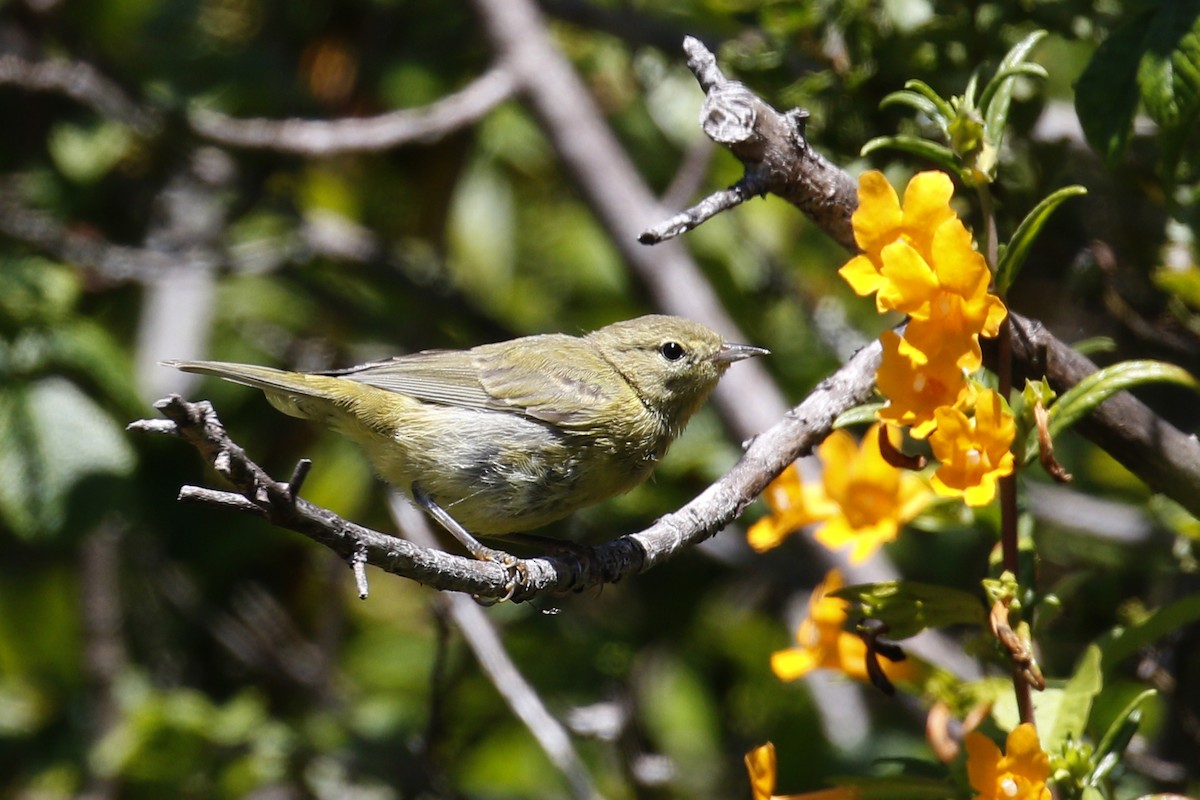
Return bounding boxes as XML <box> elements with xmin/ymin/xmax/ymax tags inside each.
<box><xmin>411</xmin><ymin>482</ymin><xmax>527</xmax><ymax>603</ymax></box>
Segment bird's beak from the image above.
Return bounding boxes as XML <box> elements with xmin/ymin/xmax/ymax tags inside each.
<box><xmin>713</xmin><ymin>342</ymin><xmax>770</xmax><ymax>364</ymax></box>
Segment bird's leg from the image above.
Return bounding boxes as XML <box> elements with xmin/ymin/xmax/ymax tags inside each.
<box><xmin>411</xmin><ymin>483</ymin><xmax>526</xmax><ymax>602</ymax></box>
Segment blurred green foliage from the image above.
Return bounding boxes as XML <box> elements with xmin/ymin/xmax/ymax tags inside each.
<box><xmin>0</xmin><ymin>0</ymin><xmax>1198</xmax><ymax>797</ymax></box>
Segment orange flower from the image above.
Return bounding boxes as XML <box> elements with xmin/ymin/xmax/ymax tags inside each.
<box><xmin>840</xmin><ymin>170</ymin><xmax>957</xmax><ymax>308</ymax></box>
<box><xmin>748</xmin><ymin>464</ymin><xmax>838</xmax><ymax>553</ymax></box>
<box><xmin>745</xmin><ymin>742</ymin><xmax>862</xmax><ymax>800</ymax></box>
<box><xmin>813</xmin><ymin>424</ymin><xmax>932</xmax><ymax>563</ymax></box>
<box><xmin>928</xmin><ymin>389</ymin><xmax>1015</xmax><ymax>506</ymax></box>
<box><xmin>879</xmin><ymin>218</ymin><xmax>1007</xmax><ymax>369</ymax></box>
<box><xmin>876</xmin><ymin>331</ymin><xmax>970</xmax><ymax>438</ymax></box>
<box><xmin>772</xmin><ymin>570</ymin><xmax>915</xmax><ymax>685</ymax></box>
<box><xmin>965</xmin><ymin>724</ymin><xmax>1051</xmax><ymax>800</ymax></box>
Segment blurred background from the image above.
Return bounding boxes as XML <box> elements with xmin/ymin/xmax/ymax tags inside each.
<box><xmin>1</xmin><ymin>0</ymin><xmax>1198</xmax><ymax>797</ymax></box>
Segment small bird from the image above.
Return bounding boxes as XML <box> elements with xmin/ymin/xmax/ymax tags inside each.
<box><xmin>166</xmin><ymin>315</ymin><xmax>766</xmax><ymax>565</ymax></box>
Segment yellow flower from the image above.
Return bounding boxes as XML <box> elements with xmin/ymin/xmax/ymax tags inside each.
<box><xmin>928</xmin><ymin>389</ymin><xmax>1015</xmax><ymax>506</ymax></box>
<box><xmin>772</xmin><ymin>570</ymin><xmax>915</xmax><ymax>684</ymax></box>
<box><xmin>813</xmin><ymin>424</ymin><xmax>932</xmax><ymax>563</ymax></box>
<box><xmin>748</xmin><ymin>464</ymin><xmax>838</xmax><ymax>553</ymax></box>
<box><xmin>878</xmin><ymin>218</ymin><xmax>1008</xmax><ymax>369</ymax></box>
<box><xmin>745</xmin><ymin>742</ymin><xmax>862</xmax><ymax>800</ymax></box>
<box><xmin>876</xmin><ymin>330</ymin><xmax>969</xmax><ymax>438</ymax></box>
<box><xmin>840</xmin><ymin>170</ymin><xmax>957</xmax><ymax>307</ymax></box>
<box><xmin>965</xmin><ymin>724</ymin><xmax>1051</xmax><ymax>800</ymax></box>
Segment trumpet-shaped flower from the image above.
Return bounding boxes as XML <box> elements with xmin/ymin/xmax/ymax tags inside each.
<box><xmin>840</xmin><ymin>170</ymin><xmax>957</xmax><ymax>306</ymax></box>
<box><xmin>878</xmin><ymin>218</ymin><xmax>1008</xmax><ymax>369</ymax></box>
<box><xmin>748</xmin><ymin>465</ymin><xmax>838</xmax><ymax>553</ymax></box>
<box><xmin>772</xmin><ymin>569</ymin><xmax>915</xmax><ymax>684</ymax></box>
<box><xmin>928</xmin><ymin>389</ymin><xmax>1015</xmax><ymax>506</ymax></box>
<box><xmin>813</xmin><ymin>424</ymin><xmax>932</xmax><ymax>563</ymax></box>
<box><xmin>876</xmin><ymin>331</ymin><xmax>969</xmax><ymax>438</ymax></box>
<box><xmin>965</xmin><ymin>724</ymin><xmax>1051</xmax><ymax>800</ymax></box>
<box><xmin>749</xmin><ymin>426</ymin><xmax>932</xmax><ymax>560</ymax></box>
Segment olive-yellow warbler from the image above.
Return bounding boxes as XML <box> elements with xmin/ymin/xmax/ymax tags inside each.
<box><xmin>167</xmin><ymin>315</ymin><xmax>765</xmax><ymax>551</ymax></box>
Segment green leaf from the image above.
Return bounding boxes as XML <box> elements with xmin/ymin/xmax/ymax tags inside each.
<box><xmin>0</xmin><ymin>257</ymin><xmax>81</xmax><ymax>330</ymax></box>
<box><xmin>47</xmin><ymin>120</ymin><xmax>132</xmax><ymax>185</ymax></box>
<box><xmin>1136</xmin><ymin>0</ymin><xmax>1200</xmax><ymax>178</ymax></box>
<box><xmin>1097</xmin><ymin>593</ymin><xmax>1200</xmax><ymax>674</ymax></box>
<box><xmin>1091</xmin><ymin>689</ymin><xmax>1154</xmax><ymax>785</ymax></box>
<box><xmin>892</xmin><ymin>79</ymin><xmax>955</xmax><ymax>120</ymax></box>
<box><xmin>881</xmin><ymin>90</ymin><xmax>946</xmax><ymax>128</ymax></box>
<box><xmin>1075</xmin><ymin>7</ymin><xmax>1156</xmax><ymax>165</ymax></box>
<box><xmin>1024</xmin><ymin>359</ymin><xmax>1200</xmax><ymax>463</ymax></box>
<box><xmin>834</xmin><ymin>775</ymin><xmax>956</xmax><ymax>800</ymax></box>
<box><xmin>1045</xmin><ymin>645</ymin><xmax>1103</xmax><ymax>754</ymax></box>
<box><xmin>832</xmin><ymin>581</ymin><xmax>985</xmax><ymax>640</ymax></box>
<box><xmin>981</xmin><ymin>30</ymin><xmax>1048</xmax><ymax>145</ymax></box>
<box><xmin>0</xmin><ymin>376</ymin><xmax>134</xmax><ymax>539</ymax></box>
<box><xmin>833</xmin><ymin>402</ymin><xmax>885</xmax><ymax>429</ymax></box>
<box><xmin>1071</xmin><ymin>337</ymin><xmax>1117</xmax><ymax>357</ymax></box>
<box><xmin>1154</xmin><ymin>264</ymin><xmax>1200</xmax><ymax>308</ymax></box>
<box><xmin>996</xmin><ymin>185</ymin><xmax>1087</xmax><ymax>293</ymax></box>
<box><xmin>861</xmin><ymin>136</ymin><xmax>962</xmax><ymax>176</ymax></box>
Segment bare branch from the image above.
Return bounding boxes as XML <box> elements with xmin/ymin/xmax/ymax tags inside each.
<box><xmin>639</xmin><ymin>174</ymin><xmax>765</xmax><ymax>244</ymax></box>
<box><xmin>0</xmin><ymin>54</ymin><xmax>159</xmax><ymax>134</ymax></box>
<box><xmin>0</xmin><ymin>183</ymin><xmax>183</xmax><ymax>282</ymax></box>
<box><xmin>189</xmin><ymin>65</ymin><xmax>517</xmax><ymax>155</ymax></box>
<box><xmin>642</xmin><ymin>37</ymin><xmax>858</xmax><ymax>249</ymax></box>
<box><xmin>129</xmin><ymin>337</ymin><xmax>880</xmax><ymax>602</ymax></box>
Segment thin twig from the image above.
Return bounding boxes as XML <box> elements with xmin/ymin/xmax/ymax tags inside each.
<box><xmin>643</xmin><ymin>36</ymin><xmax>858</xmax><ymax>250</ymax></box>
<box><xmin>0</xmin><ymin>54</ymin><xmax>160</xmax><ymax>133</ymax></box>
<box><xmin>190</xmin><ymin>65</ymin><xmax>517</xmax><ymax>155</ymax></box>
<box><xmin>639</xmin><ymin>176</ymin><xmax>765</xmax><ymax>244</ymax></box>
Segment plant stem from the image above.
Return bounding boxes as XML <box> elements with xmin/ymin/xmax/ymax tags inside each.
<box><xmin>978</xmin><ymin>184</ymin><xmax>1035</xmax><ymax>726</ymax></box>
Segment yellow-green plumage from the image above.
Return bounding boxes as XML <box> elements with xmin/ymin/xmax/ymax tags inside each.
<box><xmin>166</xmin><ymin>315</ymin><xmax>765</xmax><ymax>536</ymax></box>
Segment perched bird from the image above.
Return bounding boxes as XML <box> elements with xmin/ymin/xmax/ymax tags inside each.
<box><xmin>166</xmin><ymin>315</ymin><xmax>766</xmax><ymax>562</ymax></box>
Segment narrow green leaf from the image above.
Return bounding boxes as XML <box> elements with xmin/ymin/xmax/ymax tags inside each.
<box><xmin>982</xmin><ymin>30</ymin><xmax>1048</xmax><ymax>144</ymax></box>
<box><xmin>1045</xmin><ymin>645</ymin><xmax>1103</xmax><ymax>754</ymax></box>
<box><xmin>861</xmin><ymin>136</ymin><xmax>962</xmax><ymax>177</ymax></box>
<box><xmin>1047</xmin><ymin>360</ymin><xmax>1200</xmax><ymax>439</ymax></box>
<box><xmin>996</xmin><ymin>185</ymin><xmax>1088</xmax><ymax>293</ymax></box>
<box><xmin>881</xmin><ymin>91</ymin><xmax>947</xmax><ymax>134</ymax></box>
<box><xmin>1097</xmin><ymin>593</ymin><xmax>1200</xmax><ymax>674</ymax></box>
<box><xmin>1071</xmin><ymin>337</ymin><xmax>1117</xmax><ymax>357</ymax></box>
<box><xmin>901</xmin><ymin>79</ymin><xmax>955</xmax><ymax>119</ymax></box>
<box><xmin>1075</xmin><ymin>8</ymin><xmax>1156</xmax><ymax>164</ymax></box>
<box><xmin>832</xmin><ymin>581</ymin><xmax>985</xmax><ymax>640</ymax></box>
<box><xmin>833</xmin><ymin>402</ymin><xmax>885</xmax><ymax>429</ymax></box>
<box><xmin>1093</xmin><ymin>689</ymin><xmax>1154</xmax><ymax>768</ymax></box>
<box><xmin>834</xmin><ymin>775</ymin><xmax>956</xmax><ymax>800</ymax></box>
<box><xmin>1024</xmin><ymin>359</ymin><xmax>1200</xmax><ymax>466</ymax></box>
<box><xmin>979</xmin><ymin>64</ymin><xmax>1049</xmax><ymax>132</ymax></box>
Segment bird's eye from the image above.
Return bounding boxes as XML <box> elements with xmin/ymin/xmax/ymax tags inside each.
<box><xmin>659</xmin><ymin>341</ymin><xmax>686</xmax><ymax>361</ymax></box>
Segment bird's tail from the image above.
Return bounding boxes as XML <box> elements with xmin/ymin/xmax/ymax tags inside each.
<box><xmin>163</xmin><ymin>359</ymin><xmax>342</xmax><ymax>420</ymax></box>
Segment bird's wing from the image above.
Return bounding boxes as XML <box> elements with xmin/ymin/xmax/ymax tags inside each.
<box><xmin>328</xmin><ymin>349</ymin><xmax>496</xmax><ymax>409</ymax></box>
<box><xmin>332</xmin><ymin>336</ymin><xmax>625</xmax><ymax>426</ymax></box>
